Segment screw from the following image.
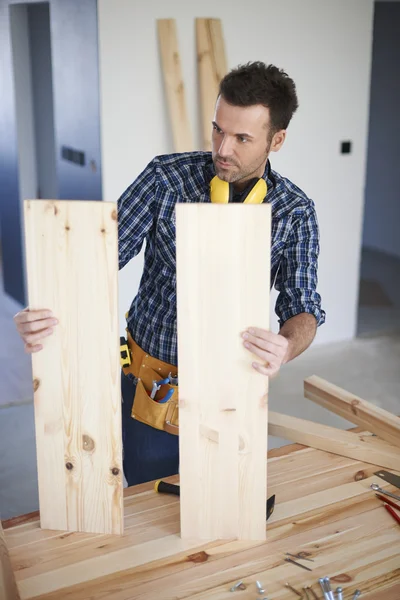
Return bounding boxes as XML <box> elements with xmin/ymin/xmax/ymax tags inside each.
<box><xmin>256</xmin><ymin>580</ymin><xmax>265</xmax><ymax>594</ymax></box>
<box><xmin>318</xmin><ymin>578</ymin><xmax>330</xmax><ymax>600</ymax></box>
<box><xmin>323</xmin><ymin>577</ymin><xmax>335</xmax><ymax>600</ymax></box>
<box><xmin>336</xmin><ymin>587</ymin><xmax>343</xmax><ymax>600</ymax></box>
<box><xmin>352</xmin><ymin>591</ymin><xmax>361</xmax><ymax>600</ymax></box>
<box><xmin>229</xmin><ymin>580</ymin><xmax>244</xmax><ymax>592</ymax></box>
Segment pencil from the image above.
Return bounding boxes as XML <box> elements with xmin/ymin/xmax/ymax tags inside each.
<box><xmin>384</xmin><ymin>503</ymin><xmax>400</xmax><ymax>526</ymax></box>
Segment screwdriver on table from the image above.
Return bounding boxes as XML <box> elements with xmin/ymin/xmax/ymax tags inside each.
<box><xmin>154</xmin><ymin>480</ymin><xmax>276</xmax><ymax>521</ymax></box>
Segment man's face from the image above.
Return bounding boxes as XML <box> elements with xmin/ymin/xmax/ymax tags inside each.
<box><xmin>211</xmin><ymin>96</ymin><xmax>285</xmax><ymax>188</ymax></box>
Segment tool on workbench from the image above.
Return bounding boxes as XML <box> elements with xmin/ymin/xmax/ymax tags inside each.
<box><xmin>336</xmin><ymin>587</ymin><xmax>343</xmax><ymax>600</ymax></box>
<box><xmin>370</xmin><ymin>483</ymin><xmax>400</xmax><ymax>502</ymax></box>
<box><xmin>210</xmin><ymin>175</ymin><xmax>267</xmax><ymax>204</ymax></box>
<box><xmin>352</xmin><ymin>590</ymin><xmax>361</xmax><ymax>600</ymax></box>
<box><xmin>302</xmin><ymin>587</ymin><xmax>310</xmax><ymax>600</ymax></box>
<box><xmin>255</xmin><ymin>580</ymin><xmax>265</xmax><ymax>594</ymax></box>
<box><xmin>285</xmin><ymin>582</ymin><xmax>302</xmax><ymax>597</ymax></box>
<box><xmin>155</xmin><ymin>480</ymin><xmax>276</xmax><ymax>520</ymax></box>
<box><xmin>285</xmin><ymin>551</ymin><xmax>315</xmax><ymax>562</ymax></box>
<box><xmin>229</xmin><ymin>580</ymin><xmax>246</xmax><ymax>592</ymax></box>
<box><xmin>373</xmin><ymin>470</ymin><xmax>400</xmax><ymax>490</ymax></box>
<box><xmin>319</xmin><ymin>577</ymin><xmax>330</xmax><ymax>600</ymax></box>
<box><xmin>375</xmin><ymin>493</ymin><xmax>400</xmax><ymax>512</ymax></box>
<box><xmin>305</xmin><ymin>585</ymin><xmax>319</xmax><ymax>600</ymax></box>
<box><xmin>284</xmin><ymin>557</ymin><xmax>312</xmax><ymax>571</ymax></box>
<box><xmin>383</xmin><ymin>502</ymin><xmax>400</xmax><ymax>526</ymax></box>
<box><xmin>323</xmin><ymin>577</ymin><xmax>335</xmax><ymax>600</ymax></box>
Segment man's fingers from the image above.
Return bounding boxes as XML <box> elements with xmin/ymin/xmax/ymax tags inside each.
<box><xmin>251</xmin><ymin>361</ymin><xmax>279</xmax><ymax>378</ymax></box>
<box><xmin>16</xmin><ymin>317</ymin><xmax>58</xmax><ymax>335</ymax></box>
<box><xmin>24</xmin><ymin>343</ymin><xmax>44</xmax><ymax>354</ymax></box>
<box><xmin>14</xmin><ymin>308</ymin><xmax>54</xmax><ymax>325</ymax></box>
<box><xmin>24</xmin><ymin>328</ymin><xmax>54</xmax><ymax>345</ymax></box>
<box><xmin>244</xmin><ymin>327</ymin><xmax>287</xmax><ymax>348</ymax></box>
<box><xmin>243</xmin><ymin>340</ymin><xmax>277</xmax><ymax>364</ymax></box>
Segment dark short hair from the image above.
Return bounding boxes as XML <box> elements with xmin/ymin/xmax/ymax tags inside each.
<box><xmin>218</xmin><ymin>61</ymin><xmax>299</xmax><ymax>134</ymax></box>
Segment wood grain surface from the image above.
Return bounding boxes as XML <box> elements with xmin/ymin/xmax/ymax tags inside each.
<box><xmin>176</xmin><ymin>204</ymin><xmax>271</xmax><ymax>541</ymax></box>
<box><xmin>157</xmin><ymin>19</ymin><xmax>193</xmax><ymax>152</ymax></box>
<box><xmin>3</xmin><ymin>437</ymin><xmax>400</xmax><ymax>599</ymax></box>
<box><xmin>196</xmin><ymin>18</ymin><xmax>227</xmax><ymax>151</ymax></box>
<box><xmin>23</xmin><ymin>200</ymin><xmax>123</xmax><ymax>535</ymax></box>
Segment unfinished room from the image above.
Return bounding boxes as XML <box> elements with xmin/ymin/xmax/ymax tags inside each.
<box><xmin>0</xmin><ymin>0</ymin><xmax>399</xmax><ymax>598</ymax></box>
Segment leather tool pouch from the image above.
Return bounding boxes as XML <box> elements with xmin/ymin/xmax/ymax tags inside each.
<box><xmin>122</xmin><ymin>334</ymin><xmax>179</xmax><ymax>435</ymax></box>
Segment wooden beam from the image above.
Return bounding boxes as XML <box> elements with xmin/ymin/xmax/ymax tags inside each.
<box><xmin>176</xmin><ymin>204</ymin><xmax>271</xmax><ymax>541</ymax></box>
<box><xmin>157</xmin><ymin>19</ymin><xmax>193</xmax><ymax>152</ymax></box>
<box><xmin>268</xmin><ymin>411</ymin><xmax>400</xmax><ymax>471</ymax></box>
<box><xmin>304</xmin><ymin>376</ymin><xmax>400</xmax><ymax>449</ymax></box>
<box><xmin>196</xmin><ymin>18</ymin><xmax>227</xmax><ymax>151</ymax></box>
<box><xmin>23</xmin><ymin>200</ymin><xmax>123</xmax><ymax>535</ymax></box>
<box><xmin>0</xmin><ymin>521</ymin><xmax>20</xmax><ymax>600</ymax></box>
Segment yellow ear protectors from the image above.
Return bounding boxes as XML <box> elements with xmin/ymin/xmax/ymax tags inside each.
<box><xmin>210</xmin><ymin>175</ymin><xmax>267</xmax><ymax>204</ymax></box>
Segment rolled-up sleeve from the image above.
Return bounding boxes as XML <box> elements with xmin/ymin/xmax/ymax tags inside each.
<box><xmin>274</xmin><ymin>203</ymin><xmax>326</xmax><ymax>327</ymax></box>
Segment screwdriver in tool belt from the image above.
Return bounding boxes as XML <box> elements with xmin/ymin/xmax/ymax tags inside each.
<box><xmin>154</xmin><ymin>480</ymin><xmax>276</xmax><ymax>520</ymax></box>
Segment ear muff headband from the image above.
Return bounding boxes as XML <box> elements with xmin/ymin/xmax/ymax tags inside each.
<box><xmin>210</xmin><ymin>176</ymin><xmax>267</xmax><ymax>204</ymax></box>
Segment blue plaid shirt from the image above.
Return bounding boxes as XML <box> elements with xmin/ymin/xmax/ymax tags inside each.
<box><xmin>118</xmin><ymin>151</ymin><xmax>325</xmax><ymax>365</ymax></box>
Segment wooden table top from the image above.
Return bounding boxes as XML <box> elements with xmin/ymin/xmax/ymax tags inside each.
<box><xmin>3</xmin><ymin>440</ymin><xmax>400</xmax><ymax>600</ymax></box>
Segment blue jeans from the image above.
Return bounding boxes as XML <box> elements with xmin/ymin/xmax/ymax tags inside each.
<box><xmin>121</xmin><ymin>370</ymin><xmax>180</xmax><ymax>487</ymax></box>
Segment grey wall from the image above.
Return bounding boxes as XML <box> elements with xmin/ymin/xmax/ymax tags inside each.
<box><xmin>362</xmin><ymin>1</ymin><xmax>400</xmax><ymax>258</ymax></box>
<box><xmin>0</xmin><ymin>0</ymin><xmax>102</xmax><ymax>305</ymax></box>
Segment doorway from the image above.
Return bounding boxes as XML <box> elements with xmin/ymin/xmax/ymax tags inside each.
<box><xmin>357</xmin><ymin>1</ymin><xmax>400</xmax><ymax>338</ymax></box>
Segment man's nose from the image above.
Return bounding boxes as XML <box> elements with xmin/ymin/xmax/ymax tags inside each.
<box><xmin>218</xmin><ymin>135</ymin><xmax>234</xmax><ymax>157</ymax></box>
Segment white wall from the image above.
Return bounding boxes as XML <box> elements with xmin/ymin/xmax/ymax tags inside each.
<box><xmin>362</xmin><ymin>1</ymin><xmax>400</xmax><ymax>259</ymax></box>
<box><xmin>97</xmin><ymin>0</ymin><xmax>374</xmax><ymax>344</ymax></box>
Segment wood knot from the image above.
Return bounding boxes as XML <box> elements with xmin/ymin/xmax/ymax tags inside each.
<box><xmin>65</xmin><ymin>462</ymin><xmax>73</xmax><ymax>470</ymax></box>
<box><xmin>33</xmin><ymin>378</ymin><xmax>40</xmax><ymax>392</ymax></box>
<box><xmin>331</xmin><ymin>574</ymin><xmax>352</xmax><ymax>583</ymax></box>
<box><xmin>82</xmin><ymin>435</ymin><xmax>95</xmax><ymax>452</ymax></box>
<box><xmin>111</xmin><ymin>467</ymin><xmax>120</xmax><ymax>476</ymax></box>
<box><xmin>65</xmin><ymin>224</ymin><xmax>70</xmax><ymax>231</ymax></box>
<box><xmin>187</xmin><ymin>551</ymin><xmax>209</xmax><ymax>563</ymax></box>
<box><xmin>111</xmin><ymin>209</ymin><xmax>117</xmax><ymax>221</ymax></box>
<box><xmin>354</xmin><ymin>470</ymin><xmax>365</xmax><ymax>481</ymax></box>
<box><xmin>350</xmin><ymin>398</ymin><xmax>360</xmax><ymax>415</ymax></box>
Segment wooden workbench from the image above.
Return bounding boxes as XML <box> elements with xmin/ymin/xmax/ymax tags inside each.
<box><xmin>3</xmin><ymin>439</ymin><xmax>400</xmax><ymax>599</ymax></box>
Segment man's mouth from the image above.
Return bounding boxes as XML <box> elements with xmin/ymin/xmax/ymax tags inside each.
<box><xmin>216</xmin><ymin>158</ymin><xmax>235</xmax><ymax>168</ymax></box>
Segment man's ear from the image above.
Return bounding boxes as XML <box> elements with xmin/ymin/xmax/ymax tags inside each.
<box><xmin>270</xmin><ymin>130</ymin><xmax>286</xmax><ymax>153</ymax></box>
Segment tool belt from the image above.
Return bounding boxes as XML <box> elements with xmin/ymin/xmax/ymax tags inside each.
<box><xmin>121</xmin><ymin>332</ymin><xmax>179</xmax><ymax>436</ymax></box>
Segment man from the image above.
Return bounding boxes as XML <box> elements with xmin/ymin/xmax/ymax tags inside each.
<box><xmin>14</xmin><ymin>61</ymin><xmax>325</xmax><ymax>486</ymax></box>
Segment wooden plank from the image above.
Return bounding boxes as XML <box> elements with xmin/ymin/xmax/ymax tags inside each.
<box><xmin>304</xmin><ymin>376</ymin><xmax>400</xmax><ymax>448</ymax></box>
<box><xmin>196</xmin><ymin>18</ymin><xmax>227</xmax><ymax>151</ymax></box>
<box><xmin>268</xmin><ymin>411</ymin><xmax>400</xmax><ymax>470</ymax></box>
<box><xmin>176</xmin><ymin>204</ymin><xmax>271</xmax><ymax>541</ymax></box>
<box><xmin>23</xmin><ymin>200</ymin><xmax>123</xmax><ymax>535</ymax></box>
<box><xmin>157</xmin><ymin>19</ymin><xmax>193</xmax><ymax>152</ymax></box>
<box><xmin>0</xmin><ymin>521</ymin><xmax>20</xmax><ymax>600</ymax></box>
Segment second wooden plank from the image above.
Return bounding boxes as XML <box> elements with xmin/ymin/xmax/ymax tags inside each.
<box><xmin>176</xmin><ymin>204</ymin><xmax>271</xmax><ymax>541</ymax></box>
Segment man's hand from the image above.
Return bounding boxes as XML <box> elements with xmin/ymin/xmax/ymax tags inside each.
<box><xmin>241</xmin><ymin>327</ymin><xmax>289</xmax><ymax>378</ymax></box>
<box><xmin>13</xmin><ymin>308</ymin><xmax>58</xmax><ymax>353</ymax></box>
<box><xmin>242</xmin><ymin>313</ymin><xmax>318</xmax><ymax>377</ymax></box>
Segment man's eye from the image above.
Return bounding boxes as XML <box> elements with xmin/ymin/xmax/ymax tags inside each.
<box><xmin>238</xmin><ymin>136</ymin><xmax>248</xmax><ymax>143</ymax></box>
<box><xmin>213</xmin><ymin>124</ymin><xmax>222</xmax><ymax>133</ymax></box>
